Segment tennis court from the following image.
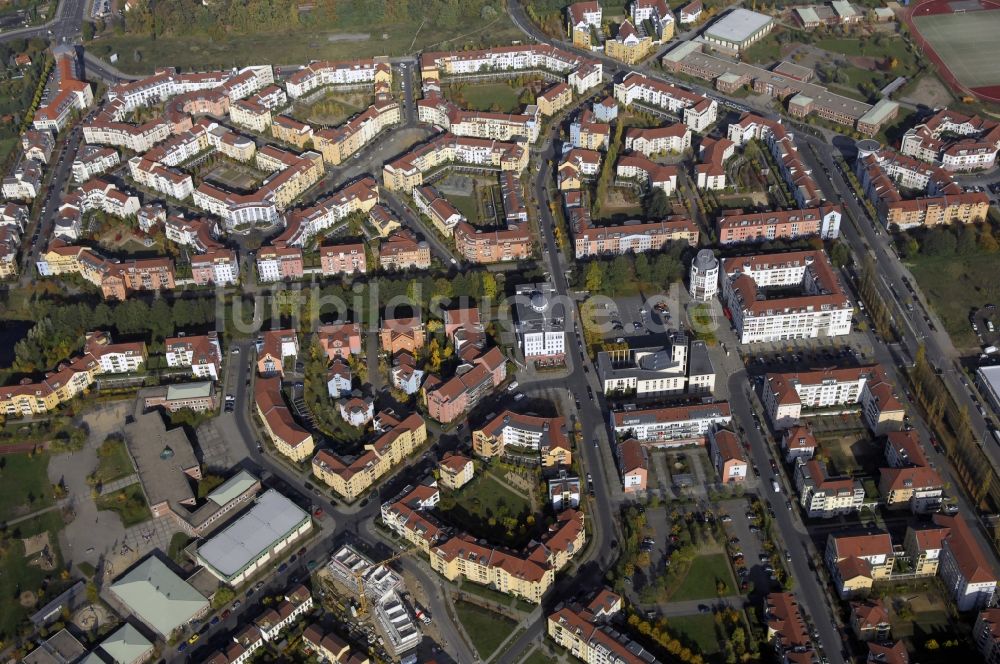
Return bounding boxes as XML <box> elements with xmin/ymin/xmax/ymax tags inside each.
<box><xmin>913</xmin><ymin>9</ymin><xmax>1000</xmax><ymax>88</ymax></box>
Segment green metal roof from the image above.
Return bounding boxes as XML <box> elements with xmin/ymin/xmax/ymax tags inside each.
<box><xmin>207</xmin><ymin>470</ymin><xmax>258</xmax><ymax>507</ymax></box>
<box><xmin>98</xmin><ymin>624</ymin><xmax>153</xmax><ymax>664</ymax></box>
<box><xmin>165</xmin><ymin>381</ymin><xmax>213</xmax><ymax>400</ymax></box>
<box><xmin>109</xmin><ymin>557</ymin><xmax>208</xmax><ymax>636</ymax></box>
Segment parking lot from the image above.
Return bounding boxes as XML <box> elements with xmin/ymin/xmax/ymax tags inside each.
<box><xmin>591</xmin><ymin>294</ymin><xmax>677</xmax><ymax>343</ymax></box>
<box><xmin>740</xmin><ymin>338</ymin><xmax>875</xmax><ymax>377</ymax></box>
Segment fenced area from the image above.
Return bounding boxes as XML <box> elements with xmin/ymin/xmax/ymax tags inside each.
<box><xmin>908</xmin><ymin>0</ymin><xmax>1000</xmax><ymax>100</ymax></box>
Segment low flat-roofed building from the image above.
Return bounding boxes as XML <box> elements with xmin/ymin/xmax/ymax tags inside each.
<box><xmin>108</xmin><ymin>556</ymin><xmax>209</xmax><ymax>637</ymax></box>
<box><xmin>142</xmin><ymin>380</ymin><xmax>217</xmax><ymax>413</ymax></box>
<box><xmin>703</xmin><ymin>8</ymin><xmax>774</xmax><ymax>52</ymax></box>
<box><xmin>195</xmin><ymin>489</ymin><xmax>312</xmax><ymax>586</ymax></box>
<box><xmin>23</xmin><ymin>629</ymin><xmax>86</xmax><ymax>664</ymax></box>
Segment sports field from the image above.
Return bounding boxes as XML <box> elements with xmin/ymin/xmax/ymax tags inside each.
<box><xmin>913</xmin><ymin>9</ymin><xmax>1000</xmax><ymax>88</ymax></box>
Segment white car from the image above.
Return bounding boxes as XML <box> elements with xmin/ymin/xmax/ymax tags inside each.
<box><xmin>507</xmin><ymin>381</ymin><xmax>519</xmax><ymax>392</ymax></box>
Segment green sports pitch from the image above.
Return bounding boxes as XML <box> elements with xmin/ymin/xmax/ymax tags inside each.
<box><xmin>914</xmin><ymin>9</ymin><xmax>1000</xmax><ymax>88</ymax></box>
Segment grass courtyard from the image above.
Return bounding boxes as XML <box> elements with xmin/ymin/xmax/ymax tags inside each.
<box><xmin>454</xmin><ymin>600</ymin><xmax>516</xmax><ymax>660</ymax></box>
<box><xmin>437</xmin><ymin>468</ymin><xmax>540</xmax><ymax>549</ymax></box>
<box><xmin>0</xmin><ymin>453</ymin><xmax>53</xmax><ymax>523</ymax></box>
<box><xmin>293</xmin><ymin>90</ymin><xmax>373</xmax><ymax>127</ymax></box>
<box><xmin>668</xmin><ymin>613</ymin><xmax>721</xmax><ymax>656</ymax></box>
<box><xmin>95</xmin><ymin>485</ymin><xmax>152</xmax><ymax>527</ymax></box>
<box><xmin>445</xmin><ymin>81</ymin><xmax>527</xmax><ymax>113</ymax></box>
<box><xmin>204</xmin><ymin>162</ymin><xmax>266</xmax><ymax>192</ymax></box>
<box><xmin>668</xmin><ymin>552</ymin><xmax>735</xmax><ymax>601</ymax></box>
<box><xmin>906</xmin><ymin>250</ymin><xmax>998</xmax><ymax>351</ymax></box>
<box><xmin>89</xmin><ymin>437</ymin><xmax>134</xmax><ymax>487</ymax></box>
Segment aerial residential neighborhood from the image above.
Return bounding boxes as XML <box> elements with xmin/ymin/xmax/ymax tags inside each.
<box><xmin>5</xmin><ymin>0</ymin><xmax>1000</xmax><ymax>663</ymax></box>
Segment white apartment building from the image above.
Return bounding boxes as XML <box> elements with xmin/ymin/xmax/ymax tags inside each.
<box><xmin>689</xmin><ymin>248</ymin><xmax>719</xmax><ymax>301</ymax></box>
<box><xmin>794</xmin><ymin>458</ymin><xmax>864</xmax><ymax>518</ymax></box>
<box><xmin>614</xmin><ymin>72</ymin><xmax>706</xmax><ymax>114</ymax></box>
<box><xmin>84</xmin><ymin>119</ymin><xmax>172</xmax><ymax>153</ymax></box>
<box><xmin>596</xmin><ymin>334</ymin><xmax>716</xmax><ymax>397</ymax></box>
<box><xmin>192</xmin><ymin>250</ymin><xmax>240</xmax><ymax>286</ymax></box>
<box><xmin>285</xmin><ymin>59</ymin><xmax>384</xmax><ymax>98</ymax></box>
<box><xmin>720</xmin><ymin>250</ymin><xmax>852</xmax><ymax>344</ymax></box>
<box><xmin>72</xmin><ymin>146</ymin><xmax>120</xmax><ymax>183</ymax></box>
<box><xmin>165</xmin><ymin>333</ymin><xmax>223</xmax><ymax>381</ymax></box>
<box><xmin>129</xmin><ymin>156</ymin><xmax>195</xmax><ymax>200</ymax></box>
<box><xmin>610</xmin><ymin>402</ymin><xmax>732</xmax><ymax>445</ymax></box>
<box><xmin>683</xmin><ymin>98</ymin><xmax>718</xmax><ymax>132</ymax></box>
<box><xmin>514</xmin><ymin>283</ymin><xmax>566</xmax><ymax>361</ymax></box>
<box><xmin>936</xmin><ymin>514</ymin><xmax>998</xmax><ymax>611</ymax></box>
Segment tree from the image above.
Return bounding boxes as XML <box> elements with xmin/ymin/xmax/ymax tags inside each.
<box><xmin>584</xmin><ymin>262</ymin><xmax>603</xmax><ymax>293</ymax></box>
<box><xmin>957</xmin><ymin>225</ymin><xmax>978</xmax><ymax>255</ymax></box>
<box><xmin>481</xmin><ymin>272</ymin><xmax>497</xmax><ymax>299</ymax></box>
<box><xmin>211</xmin><ymin>586</ymin><xmax>235</xmax><ymax>609</ymax></box>
<box><xmin>643</xmin><ymin>189</ymin><xmax>671</xmax><ymax>218</ymax></box>
<box><xmin>197</xmin><ymin>475</ymin><xmax>225</xmax><ymax>499</ymax></box>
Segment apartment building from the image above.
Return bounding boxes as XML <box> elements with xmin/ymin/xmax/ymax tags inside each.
<box><xmin>2</xmin><ymin>158</ymin><xmax>42</xmax><ymax>201</ymax></box>
<box><xmin>514</xmin><ymin>283</ymin><xmax>566</xmax><ymax>363</ymax></box>
<box><xmin>764</xmin><ymin>365</ymin><xmax>903</xmax><ymax>435</ymax></box>
<box><xmin>825</xmin><ymin>532</ymin><xmax>895</xmax><ymax>596</ymax></box>
<box><xmin>618</xmin><ymin>438</ymin><xmax>649</xmax><ymax>492</ymax></box>
<box><xmin>473</xmin><ymin>410</ymin><xmax>571</xmax><ymax>467</ymax></box>
<box><xmin>254</xmin><ymin>376</ymin><xmax>315</xmax><ymax>462</ymax></box>
<box><xmin>781</xmin><ymin>424</ymin><xmax>817</xmax><ymax>463</ymax></box>
<box><xmin>720</xmin><ymin>250</ymin><xmax>852</xmax><ymax>344</ymax></box>
<box><xmin>596</xmin><ymin>334</ymin><xmax>716</xmax><ymax>397</ymax></box>
<box><xmin>368</xmin><ymin>204</ymin><xmax>401</xmax><ymax>237</ymax></box>
<box><xmin>256</xmin><ymin>245</ymin><xmax>304</xmax><ymax>282</ymax></box>
<box><xmin>973</xmin><ymin>609</ymin><xmax>1000</xmax><ymax>663</ymax></box>
<box><xmin>191</xmin><ymin>249</ymin><xmax>240</xmax><ymax>286</ymax></box>
<box><xmin>632</xmin><ymin>0</ymin><xmax>676</xmax><ymax>42</ymax></box>
<box><xmin>419</xmin><ymin>94</ymin><xmax>541</xmax><ymax>143</ymax></box>
<box><xmin>100</xmin><ymin>257</ymin><xmax>176</xmax><ymax>301</ymax></box>
<box><xmin>794</xmin><ymin>458</ymin><xmax>864</xmax><ymax>518</ymax></box>
<box><xmin>383</xmin><ymin>134</ymin><xmax>528</xmax><ymax>192</ymax></box>
<box><xmin>128</xmin><ymin>156</ymin><xmax>196</xmax><ymax>200</ymax></box>
<box><xmin>935</xmin><ymin>513</ymin><xmax>998</xmax><ymax>611</ymax></box>
<box><xmin>285</xmin><ymin>58</ymin><xmax>388</xmax><ymax>98</ymax></box>
<box><xmin>624</xmin><ymin>124</ymin><xmax>691</xmax><ymax>156</ymax></box>
<box><xmin>708</xmin><ymin>428</ymin><xmax>748</xmax><ymax>483</ymax></box>
<box><xmin>413</xmin><ymin>185</ymin><xmax>464</xmax><ymax>236</ymax></box>
<box><xmin>573</xmin><ymin>215</ymin><xmax>698</xmax><ymax>258</ymax></box>
<box><xmin>311</xmin><ymin>411</ymin><xmax>427</xmax><ymax>500</ymax></box>
<box><xmin>256</xmin><ymin>329</ymin><xmax>298</xmax><ymax>377</ymax></box>
<box><xmin>610</xmin><ymin>402</ymin><xmax>732</xmax><ymax>445</ymax></box>
<box><xmin>72</xmin><ymin>146</ymin><xmax>120</xmax><ymax>183</ymax></box>
<box><xmin>606</xmin><ymin>20</ymin><xmax>655</xmax><ymax>65</ymax></box>
<box><xmin>693</xmin><ymin>136</ymin><xmax>733</xmax><ymax>189</ymax></box>
<box><xmin>765</xmin><ymin>592</ymin><xmax>815</xmax><ymax>662</ymax></box>
<box><xmin>900</xmin><ymin>108</ymin><xmax>1000</xmax><ymax>172</ymax></box>
<box><xmin>423</xmin><ymin>347</ymin><xmax>506</xmax><ymax>424</ymax></box>
<box><xmin>537</xmin><ymin>82</ymin><xmax>573</xmax><ymax>116</ymax></box>
<box><xmin>165</xmin><ymin>333</ymin><xmax>222</xmax><ymax>380</ymax></box>
<box><xmin>438</xmin><ymin>452</ymin><xmax>475</xmax><ymax>490</ymax></box>
<box><xmin>419</xmin><ymin>45</ymin><xmax>602</xmax><ymax>95</ymax></box>
<box><xmin>547</xmin><ymin>592</ymin><xmax>660</xmax><ymax>664</ymax></box>
<box><xmin>850</xmin><ymin>599</ymin><xmax>891</xmax><ymax>643</ymax></box>
<box><xmin>614</xmin><ymin>72</ymin><xmax>706</xmax><ymax>115</ymax></box>
<box><xmin>558</xmin><ymin>148</ymin><xmax>602</xmax><ymax>191</ymax></box>
<box><xmin>276</xmin><ymin>176</ymin><xmax>379</xmax><ymax>247</ymax></box>
<box><xmin>454</xmin><ymin>221</ymin><xmax>532</xmax><ymax>263</ymax></box>
<box><xmin>270</xmin><ymin>115</ymin><xmax>314</xmax><ymax>149</ymax></box>
<box><xmin>717</xmin><ymin>205</ymin><xmax>842</xmax><ymax>244</ymax></box>
<box><xmin>379</xmin><ymin>230</ymin><xmax>431</xmax><ymax>270</ymax></box>
<box><xmin>430</xmin><ymin>510</ymin><xmax>585</xmax><ymax>603</ymax></box>
<box><xmin>615</xmin><ymin>152</ymin><xmax>678</xmax><ymax>195</ymax></box>
<box><xmin>319</xmin><ymin>242</ymin><xmax>367</xmax><ymax>276</ymax></box>
<box><xmin>313</xmin><ymin>99</ymin><xmax>400</xmax><ymax>165</ymax></box>
<box><xmin>33</xmin><ymin>49</ymin><xmax>93</xmax><ymax>132</ymax></box>
<box><xmin>567</xmin><ymin>1</ymin><xmax>602</xmax><ymax>47</ymax></box>
<box><xmin>230</xmin><ymin>98</ymin><xmax>272</xmax><ymax>133</ymax></box>
<box><xmin>903</xmin><ymin>524</ymin><xmax>948</xmax><ymax>576</ymax></box>
<box><xmin>569</xmin><ymin>110</ymin><xmax>611</xmax><ymax>150</ymax></box>
<box><xmin>380</xmin><ymin>316</ymin><xmax>425</xmax><ymax>355</ymax></box>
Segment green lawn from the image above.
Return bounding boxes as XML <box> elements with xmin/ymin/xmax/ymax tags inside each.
<box><xmin>93</xmin><ymin>10</ymin><xmax>525</xmax><ymax>75</ymax></box>
<box><xmin>454</xmin><ymin>601</ymin><xmax>516</xmax><ymax>660</ymax></box>
<box><xmin>90</xmin><ymin>437</ymin><xmax>134</xmax><ymax>487</ymax></box>
<box><xmin>668</xmin><ymin>613</ymin><xmax>721</xmax><ymax>655</ymax></box>
<box><xmin>438</xmin><ymin>471</ymin><xmax>536</xmax><ymax>547</ymax></box>
<box><xmin>741</xmin><ymin>33</ymin><xmax>783</xmax><ymax>64</ymax></box>
<box><xmin>0</xmin><ymin>453</ymin><xmax>53</xmax><ymax>523</ymax></box>
<box><xmin>448</xmin><ymin>192</ymin><xmax>481</xmax><ymax>223</ymax></box>
<box><xmin>521</xmin><ymin>648</ymin><xmax>558</xmax><ymax>664</ymax></box>
<box><xmin>0</xmin><ymin>511</ymin><xmax>67</xmax><ymax>642</ymax></box>
<box><xmin>95</xmin><ymin>485</ymin><xmax>152</xmax><ymax>527</ymax></box>
<box><xmin>669</xmin><ymin>553</ymin><xmax>735</xmax><ymax>601</ymax></box>
<box><xmin>0</xmin><ymin>137</ymin><xmax>17</xmax><ymax>165</ymax></box>
<box><xmin>451</xmin><ymin>82</ymin><xmax>525</xmax><ymax>113</ymax></box>
<box><xmin>906</xmin><ymin>251</ymin><xmax>997</xmax><ymax>351</ymax></box>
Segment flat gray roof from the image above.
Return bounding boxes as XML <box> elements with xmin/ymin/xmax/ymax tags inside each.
<box><xmin>688</xmin><ymin>340</ymin><xmax>716</xmax><ymax>377</ymax></box>
<box><xmin>208</xmin><ymin>470</ymin><xmax>258</xmax><ymax>507</ymax></box>
<box><xmin>165</xmin><ymin>381</ymin><xmax>213</xmax><ymax>400</ymax></box>
<box><xmin>109</xmin><ymin>557</ymin><xmax>208</xmax><ymax>636</ymax></box>
<box><xmin>705</xmin><ymin>8</ymin><xmax>773</xmax><ymax>44</ymax></box>
<box><xmin>196</xmin><ymin>489</ymin><xmax>310</xmax><ymax>579</ymax></box>
<box><xmin>125</xmin><ymin>411</ymin><xmax>197</xmax><ymax>512</ymax></box>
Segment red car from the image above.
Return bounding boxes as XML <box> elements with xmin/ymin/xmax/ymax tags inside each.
<box><xmin>313</xmin><ymin>507</ymin><xmax>324</xmax><ymax>517</ymax></box>
<box><xmin>221</xmin><ymin>609</ymin><xmax>231</xmax><ymax>619</ymax></box>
